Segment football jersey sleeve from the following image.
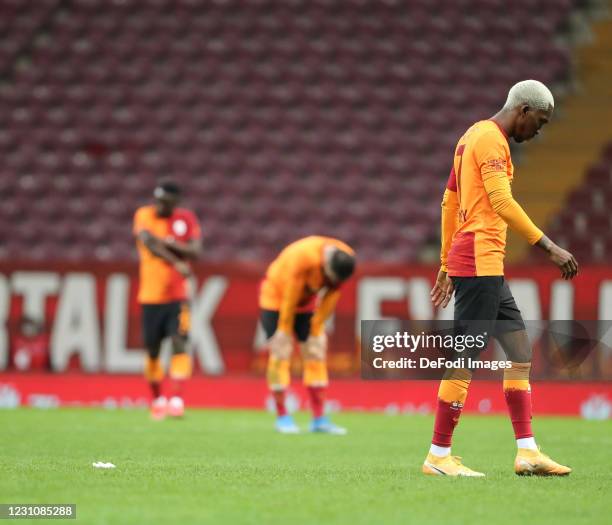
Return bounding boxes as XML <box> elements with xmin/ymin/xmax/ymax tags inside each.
<box><xmin>440</xmin><ymin>169</ymin><xmax>460</xmax><ymax>272</ymax></box>
<box><xmin>133</xmin><ymin>207</ymin><xmax>149</xmax><ymax>236</ymax></box>
<box><xmin>474</xmin><ymin>131</ymin><xmax>509</xmax><ymax>182</ymax></box>
<box><xmin>483</xmin><ymin>174</ymin><xmax>544</xmax><ymax>244</ymax></box>
<box><xmin>310</xmin><ymin>288</ymin><xmax>341</xmax><ymax>336</ymax></box>
<box><xmin>276</xmin><ymin>249</ymin><xmax>317</xmax><ymax>333</ymax></box>
<box><xmin>277</xmin><ymin>272</ymin><xmax>307</xmax><ymax>333</ymax></box>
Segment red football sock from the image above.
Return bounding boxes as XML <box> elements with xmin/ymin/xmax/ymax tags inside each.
<box><xmin>170</xmin><ymin>379</ymin><xmax>185</xmax><ymax>398</ymax></box>
<box><xmin>307</xmin><ymin>386</ymin><xmax>326</xmax><ymax>418</ymax></box>
<box><xmin>273</xmin><ymin>390</ymin><xmax>287</xmax><ymax>417</ymax></box>
<box><xmin>431</xmin><ymin>370</ymin><xmax>471</xmax><ymax>447</ymax></box>
<box><xmin>504</xmin><ymin>363</ymin><xmax>533</xmax><ymax>439</ymax></box>
<box><xmin>432</xmin><ymin>399</ymin><xmax>464</xmax><ymax>447</ymax></box>
<box><xmin>150</xmin><ymin>381</ymin><xmax>162</xmax><ymax>399</ymax></box>
<box><xmin>504</xmin><ymin>388</ymin><xmax>533</xmax><ymax>439</ymax></box>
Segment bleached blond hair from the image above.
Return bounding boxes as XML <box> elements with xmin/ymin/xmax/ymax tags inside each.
<box><xmin>503</xmin><ymin>80</ymin><xmax>554</xmax><ymax>111</ymax></box>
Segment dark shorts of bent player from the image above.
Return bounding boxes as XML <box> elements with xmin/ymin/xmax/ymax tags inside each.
<box><xmin>451</xmin><ymin>276</ymin><xmax>525</xmax><ymax>358</ymax></box>
<box><xmin>260</xmin><ymin>310</ymin><xmax>313</xmax><ymax>342</ymax></box>
<box><xmin>141</xmin><ymin>301</ymin><xmax>190</xmax><ymax>353</ymax></box>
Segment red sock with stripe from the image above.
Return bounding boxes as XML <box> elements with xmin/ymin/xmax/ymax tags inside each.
<box><xmin>503</xmin><ymin>362</ymin><xmax>534</xmax><ymax>441</ymax></box>
<box><xmin>431</xmin><ymin>369</ymin><xmax>472</xmax><ymax>451</ymax></box>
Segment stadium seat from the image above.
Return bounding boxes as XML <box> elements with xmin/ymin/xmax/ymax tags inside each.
<box><xmin>0</xmin><ymin>0</ymin><xmax>582</xmax><ymax>261</ymax></box>
<box><xmin>543</xmin><ymin>142</ymin><xmax>612</xmax><ymax>263</ymax></box>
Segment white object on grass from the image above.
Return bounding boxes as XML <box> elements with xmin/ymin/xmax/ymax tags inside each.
<box><xmin>92</xmin><ymin>461</ymin><xmax>116</xmax><ymax>469</ymax></box>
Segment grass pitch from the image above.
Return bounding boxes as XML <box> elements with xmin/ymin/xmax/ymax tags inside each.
<box><xmin>1</xmin><ymin>408</ymin><xmax>610</xmax><ymax>525</ymax></box>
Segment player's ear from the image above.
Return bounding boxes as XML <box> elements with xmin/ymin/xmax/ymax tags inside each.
<box><xmin>521</xmin><ymin>105</ymin><xmax>530</xmax><ymax>116</ymax></box>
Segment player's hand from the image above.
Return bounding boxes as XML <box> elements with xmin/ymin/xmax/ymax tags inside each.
<box><xmin>548</xmin><ymin>244</ymin><xmax>579</xmax><ymax>280</ymax></box>
<box><xmin>303</xmin><ymin>333</ymin><xmax>328</xmax><ymax>360</ymax></box>
<box><xmin>163</xmin><ymin>236</ymin><xmax>177</xmax><ymax>248</ymax></box>
<box><xmin>163</xmin><ymin>237</ymin><xmax>184</xmax><ymax>254</ymax></box>
<box><xmin>173</xmin><ymin>260</ymin><xmax>191</xmax><ymax>278</ymax></box>
<box><xmin>269</xmin><ymin>330</ymin><xmax>293</xmax><ymax>359</ymax></box>
<box><xmin>431</xmin><ymin>268</ymin><xmax>454</xmax><ymax>308</ymax></box>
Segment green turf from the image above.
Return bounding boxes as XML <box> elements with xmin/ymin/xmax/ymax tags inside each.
<box><xmin>0</xmin><ymin>408</ymin><xmax>610</xmax><ymax>525</ymax></box>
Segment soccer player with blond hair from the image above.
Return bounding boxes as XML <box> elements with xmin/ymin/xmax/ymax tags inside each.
<box><xmin>259</xmin><ymin>236</ymin><xmax>356</xmax><ymax>434</ymax></box>
<box><xmin>425</xmin><ymin>80</ymin><xmax>578</xmax><ymax>476</ymax></box>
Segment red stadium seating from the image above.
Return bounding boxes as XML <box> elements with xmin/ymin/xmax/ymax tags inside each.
<box><xmin>542</xmin><ymin>142</ymin><xmax>612</xmax><ymax>263</ymax></box>
<box><xmin>0</xmin><ymin>0</ymin><xmax>578</xmax><ymax>261</ymax></box>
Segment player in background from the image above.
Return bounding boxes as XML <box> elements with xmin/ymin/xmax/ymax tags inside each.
<box><xmin>425</xmin><ymin>80</ymin><xmax>578</xmax><ymax>476</ymax></box>
<box><xmin>133</xmin><ymin>180</ymin><xmax>202</xmax><ymax>420</ymax></box>
<box><xmin>260</xmin><ymin>236</ymin><xmax>356</xmax><ymax>434</ymax></box>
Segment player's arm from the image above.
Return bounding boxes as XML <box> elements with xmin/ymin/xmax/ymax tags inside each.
<box><xmin>440</xmin><ymin>168</ymin><xmax>460</xmax><ymax>273</ymax></box>
<box><xmin>162</xmin><ymin>213</ymin><xmax>203</xmax><ymax>260</ymax></box>
<box><xmin>136</xmin><ymin>230</ymin><xmax>191</xmax><ymax>277</ymax></box>
<box><xmin>277</xmin><ymin>273</ymin><xmax>307</xmax><ymax>335</ymax></box>
<box><xmin>268</xmin><ymin>272</ymin><xmax>306</xmax><ymax>359</ymax></box>
<box><xmin>301</xmin><ymin>287</ymin><xmax>340</xmax><ymax>360</ymax></box>
<box><xmin>484</xmin><ymin>178</ymin><xmax>578</xmax><ymax>279</ymax></box>
<box><xmin>164</xmin><ymin>213</ymin><xmax>202</xmax><ymax>259</ymax></box>
<box><xmin>477</xmin><ymin>132</ymin><xmax>542</xmax><ymax>244</ymax></box>
<box><xmin>162</xmin><ymin>238</ymin><xmax>202</xmax><ymax>260</ymax></box>
<box><xmin>432</xmin><ymin>170</ymin><xmax>459</xmax><ymax>308</ymax></box>
<box><xmin>478</xmin><ymin>134</ymin><xmax>578</xmax><ymax>279</ymax></box>
<box><xmin>310</xmin><ymin>288</ymin><xmax>341</xmax><ymax>336</ymax></box>
<box><xmin>483</xmin><ymin>173</ymin><xmax>544</xmax><ymax>244</ymax></box>
<box><xmin>534</xmin><ymin>234</ymin><xmax>579</xmax><ymax>280</ymax></box>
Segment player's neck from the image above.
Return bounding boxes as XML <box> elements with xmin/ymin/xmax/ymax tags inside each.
<box><xmin>155</xmin><ymin>208</ymin><xmax>174</xmax><ymax>218</ymax></box>
<box><xmin>489</xmin><ymin>110</ymin><xmax>514</xmax><ymax>140</ymax></box>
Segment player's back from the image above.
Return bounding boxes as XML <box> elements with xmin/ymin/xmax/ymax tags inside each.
<box><xmin>260</xmin><ymin>236</ymin><xmax>353</xmax><ymax>310</ymax></box>
<box><xmin>447</xmin><ymin>120</ymin><xmax>513</xmax><ymax>277</ymax></box>
<box><xmin>266</xmin><ymin>236</ymin><xmax>352</xmax><ymax>280</ymax></box>
<box><xmin>267</xmin><ymin>236</ymin><xmax>329</xmax><ymax>281</ymax></box>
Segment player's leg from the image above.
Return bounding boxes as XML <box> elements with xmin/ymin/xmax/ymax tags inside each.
<box><xmin>495</xmin><ymin>283</ymin><xmax>571</xmax><ymax>475</ymax></box>
<box><xmin>423</xmin><ymin>276</ymin><xmax>501</xmax><ymax>477</ymax></box>
<box><xmin>166</xmin><ymin>301</ymin><xmax>193</xmax><ymax>417</ymax></box>
<box><xmin>298</xmin><ymin>315</ymin><xmax>346</xmax><ymax>435</ymax></box>
<box><xmin>261</xmin><ymin>309</ymin><xmax>298</xmax><ymax>433</ymax></box>
<box><xmin>142</xmin><ymin>304</ymin><xmax>167</xmax><ymax>420</ymax></box>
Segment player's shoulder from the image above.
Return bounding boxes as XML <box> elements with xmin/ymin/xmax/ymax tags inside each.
<box><xmin>457</xmin><ymin>121</ymin><xmax>508</xmax><ymax>158</ymax></box>
<box><xmin>282</xmin><ymin>237</ymin><xmax>321</xmax><ymax>261</ymax></box>
<box><xmin>173</xmin><ymin>207</ymin><xmax>199</xmax><ymax>222</ymax></box>
<box><xmin>294</xmin><ymin>235</ymin><xmax>346</xmax><ymax>253</ymax></box>
<box><xmin>299</xmin><ymin>235</ymin><xmax>353</xmax><ymax>254</ymax></box>
<box><xmin>470</xmin><ymin>120</ymin><xmax>508</xmax><ymax>147</ymax></box>
<box><xmin>134</xmin><ymin>204</ymin><xmax>155</xmax><ymax>219</ymax></box>
<box><xmin>288</xmin><ymin>235</ymin><xmax>319</xmax><ymax>248</ymax></box>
